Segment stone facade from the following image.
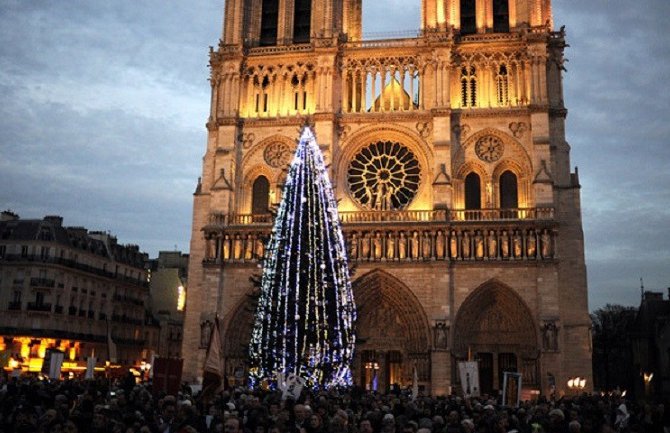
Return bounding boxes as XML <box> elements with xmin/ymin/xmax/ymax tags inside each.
<box><xmin>0</xmin><ymin>212</ymin><xmax>157</xmax><ymax>370</ymax></box>
<box><xmin>183</xmin><ymin>0</ymin><xmax>592</xmax><ymax>395</ymax></box>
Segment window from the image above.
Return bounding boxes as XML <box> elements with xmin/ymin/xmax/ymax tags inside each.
<box><xmin>293</xmin><ymin>0</ymin><xmax>311</xmax><ymax>43</ymax></box>
<box><xmin>461</xmin><ymin>66</ymin><xmax>477</xmax><ymax>108</ymax></box>
<box><xmin>35</xmin><ymin>292</ymin><xmax>45</xmax><ymax>305</ymax></box>
<box><xmin>0</xmin><ymin>245</ymin><xmax>5</xmax><ymax>258</ymax></box>
<box><xmin>465</xmin><ymin>172</ymin><xmax>482</xmax><ymax>210</ymax></box>
<box><xmin>496</xmin><ymin>64</ymin><xmax>509</xmax><ymax>106</ymax></box>
<box><xmin>493</xmin><ymin>0</ymin><xmax>510</xmax><ymax>33</ymax></box>
<box><xmin>499</xmin><ymin>171</ymin><xmax>519</xmax><ymax>209</ymax></box>
<box><xmin>460</xmin><ymin>0</ymin><xmax>477</xmax><ymax>35</ymax></box>
<box><xmin>252</xmin><ymin>176</ymin><xmax>270</xmax><ymax>215</ymax></box>
<box><xmin>260</xmin><ymin>0</ymin><xmax>279</xmax><ymax>46</ymax></box>
<box><xmin>12</xmin><ymin>290</ymin><xmax>21</xmax><ymax>303</ymax></box>
<box><xmin>21</xmin><ymin>245</ymin><xmax>28</xmax><ymax>258</ymax></box>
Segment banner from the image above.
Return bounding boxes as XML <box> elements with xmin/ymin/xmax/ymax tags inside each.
<box><xmin>502</xmin><ymin>372</ymin><xmax>522</xmax><ymax>407</ymax></box>
<box><xmin>85</xmin><ymin>356</ymin><xmax>97</xmax><ymax>379</ymax></box>
<box><xmin>458</xmin><ymin>361</ymin><xmax>480</xmax><ymax>398</ymax></box>
<box><xmin>42</xmin><ymin>349</ymin><xmax>65</xmax><ymax>380</ymax></box>
<box><xmin>277</xmin><ymin>372</ymin><xmax>307</xmax><ymax>400</ymax></box>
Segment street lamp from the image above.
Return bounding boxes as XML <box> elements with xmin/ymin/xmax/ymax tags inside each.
<box><xmin>567</xmin><ymin>377</ymin><xmax>586</xmax><ymax>392</ymax></box>
<box><xmin>365</xmin><ymin>361</ymin><xmax>380</xmax><ymax>391</ymax></box>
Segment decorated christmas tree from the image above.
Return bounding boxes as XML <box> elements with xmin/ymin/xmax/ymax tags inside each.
<box><xmin>248</xmin><ymin>127</ymin><xmax>356</xmax><ymax>389</ymax></box>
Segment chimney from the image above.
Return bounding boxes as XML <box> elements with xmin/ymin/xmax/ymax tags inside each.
<box><xmin>43</xmin><ymin>215</ymin><xmax>64</xmax><ymax>227</ymax></box>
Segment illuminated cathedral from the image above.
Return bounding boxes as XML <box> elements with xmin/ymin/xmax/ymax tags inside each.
<box><xmin>182</xmin><ymin>0</ymin><xmax>592</xmax><ymax>395</ymax></box>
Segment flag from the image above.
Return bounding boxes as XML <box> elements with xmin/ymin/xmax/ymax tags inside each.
<box><xmin>458</xmin><ymin>361</ymin><xmax>480</xmax><ymax>398</ymax></box>
<box><xmin>107</xmin><ymin>319</ymin><xmax>117</xmax><ymax>363</ymax></box>
<box><xmin>411</xmin><ymin>365</ymin><xmax>419</xmax><ymax>401</ymax></box>
<box><xmin>85</xmin><ymin>356</ymin><xmax>97</xmax><ymax>380</ymax></box>
<box><xmin>201</xmin><ymin>316</ymin><xmax>224</xmax><ymax>401</ymax></box>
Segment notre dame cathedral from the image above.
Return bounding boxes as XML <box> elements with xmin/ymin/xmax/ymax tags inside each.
<box><xmin>182</xmin><ymin>0</ymin><xmax>592</xmax><ymax>395</ymax></box>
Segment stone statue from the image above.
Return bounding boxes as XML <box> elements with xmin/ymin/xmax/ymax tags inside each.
<box><xmin>487</xmin><ymin>230</ymin><xmax>497</xmax><ymax>259</ymax></box>
<box><xmin>373</xmin><ymin>232</ymin><xmax>383</xmax><ymax>260</ymax></box>
<box><xmin>200</xmin><ymin>320</ymin><xmax>213</xmax><ymax>348</ymax></box>
<box><xmin>512</xmin><ymin>230</ymin><xmax>522</xmax><ymax>258</ymax></box>
<box><xmin>542</xmin><ymin>321</ymin><xmax>558</xmax><ymax>351</ymax></box>
<box><xmin>410</xmin><ymin>231</ymin><xmax>420</xmax><ymax>259</ymax></box>
<box><xmin>233</xmin><ymin>234</ymin><xmax>243</xmax><ymax>260</ymax></box>
<box><xmin>244</xmin><ymin>234</ymin><xmax>254</xmax><ymax>260</ymax></box>
<box><xmin>450</xmin><ymin>231</ymin><xmax>458</xmax><ymax>259</ymax></box>
<box><xmin>433</xmin><ymin>321</ymin><xmax>449</xmax><ymax>349</ymax></box>
<box><xmin>462</xmin><ymin>231</ymin><xmax>471</xmax><ymax>259</ymax></box>
<box><xmin>541</xmin><ymin>229</ymin><xmax>552</xmax><ymax>258</ymax></box>
<box><xmin>500</xmin><ymin>230</ymin><xmax>510</xmax><ymax>258</ymax></box>
<box><xmin>474</xmin><ymin>231</ymin><xmax>484</xmax><ymax>259</ymax></box>
<box><xmin>361</xmin><ymin>233</ymin><xmax>371</xmax><ymax>259</ymax></box>
<box><xmin>526</xmin><ymin>230</ymin><xmax>537</xmax><ymax>258</ymax></box>
<box><xmin>386</xmin><ymin>232</ymin><xmax>395</xmax><ymax>260</ymax></box>
<box><xmin>349</xmin><ymin>233</ymin><xmax>358</xmax><ymax>259</ymax></box>
<box><xmin>222</xmin><ymin>234</ymin><xmax>231</xmax><ymax>260</ymax></box>
<box><xmin>435</xmin><ymin>231</ymin><xmax>445</xmax><ymax>259</ymax></box>
<box><xmin>398</xmin><ymin>232</ymin><xmax>407</xmax><ymax>259</ymax></box>
<box><xmin>422</xmin><ymin>231</ymin><xmax>432</xmax><ymax>259</ymax></box>
<box><xmin>255</xmin><ymin>236</ymin><xmax>265</xmax><ymax>259</ymax></box>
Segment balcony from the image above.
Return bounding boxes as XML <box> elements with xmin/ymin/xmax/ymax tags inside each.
<box><xmin>30</xmin><ymin>278</ymin><xmax>56</xmax><ymax>288</ymax></box>
<box><xmin>68</xmin><ymin>306</ymin><xmax>77</xmax><ymax>316</ymax></box>
<box><xmin>204</xmin><ymin>208</ymin><xmax>557</xmax><ymax>264</ymax></box>
<box><xmin>54</xmin><ymin>305</ymin><xmax>64</xmax><ymax>314</ymax></box>
<box><xmin>208</xmin><ymin>208</ymin><xmax>553</xmax><ymax>228</ymax></box>
<box><xmin>26</xmin><ymin>302</ymin><xmax>52</xmax><ymax>312</ymax></box>
<box><xmin>8</xmin><ymin>301</ymin><xmax>21</xmax><ymax>311</ymax></box>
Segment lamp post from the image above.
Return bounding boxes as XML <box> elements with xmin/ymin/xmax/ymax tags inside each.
<box><xmin>567</xmin><ymin>377</ymin><xmax>586</xmax><ymax>394</ymax></box>
<box><xmin>642</xmin><ymin>371</ymin><xmax>653</xmax><ymax>397</ymax></box>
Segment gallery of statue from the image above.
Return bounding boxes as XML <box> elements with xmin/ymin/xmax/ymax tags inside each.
<box><xmin>182</xmin><ymin>0</ymin><xmax>592</xmax><ymax>396</ymax></box>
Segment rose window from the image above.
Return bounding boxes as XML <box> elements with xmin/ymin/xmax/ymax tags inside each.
<box><xmin>347</xmin><ymin>141</ymin><xmax>421</xmax><ymax>210</ymax></box>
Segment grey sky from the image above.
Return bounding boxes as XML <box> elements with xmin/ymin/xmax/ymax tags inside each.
<box><xmin>1</xmin><ymin>0</ymin><xmax>668</xmax><ymax>311</ymax></box>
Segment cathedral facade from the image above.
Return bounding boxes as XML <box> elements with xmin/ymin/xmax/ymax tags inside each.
<box><xmin>183</xmin><ymin>0</ymin><xmax>592</xmax><ymax>395</ymax></box>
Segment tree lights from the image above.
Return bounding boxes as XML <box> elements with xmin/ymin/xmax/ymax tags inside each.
<box><xmin>248</xmin><ymin>127</ymin><xmax>356</xmax><ymax>389</ymax></box>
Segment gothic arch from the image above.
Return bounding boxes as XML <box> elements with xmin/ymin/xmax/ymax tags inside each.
<box><xmin>241</xmin><ymin>165</ymin><xmax>275</xmax><ymax>214</ymax></box>
<box><xmin>452</xmin><ymin>279</ymin><xmax>539</xmax><ymax>358</ymax></box>
<box><xmin>337</xmin><ymin>124</ymin><xmax>432</xmax><ymax>211</ymax></box>
<box><xmin>222</xmin><ymin>295</ymin><xmax>256</xmax><ymax>377</ymax></box>
<box><xmin>352</xmin><ymin>269</ymin><xmax>431</xmax><ymax>353</ymax></box>
<box><xmin>492</xmin><ymin>159</ymin><xmax>529</xmax><ymax>208</ymax></box>
<box><xmin>453</xmin><ymin>128</ymin><xmax>533</xmax><ymax>209</ymax></box>
<box><xmin>241</xmin><ymin>134</ymin><xmax>296</xmax><ymax>167</ymax></box>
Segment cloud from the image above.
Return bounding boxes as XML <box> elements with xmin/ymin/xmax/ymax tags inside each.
<box><xmin>1</xmin><ymin>0</ymin><xmax>668</xmax><ymax>312</ymax></box>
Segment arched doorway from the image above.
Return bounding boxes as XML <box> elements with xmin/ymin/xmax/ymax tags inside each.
<box><xmin>222</xmin><ymin>297</ymin><xmax>255</xmax><ymax>387</ymax></box>
<box><xmin>352</xmin><ymin>270</ymin><xmax>432</xmax><ymax>392</ymax></box>
<box><xmin>452</xmin><ymin>281</ymin><xmax>540</xmax><ymax>394</ymax></box>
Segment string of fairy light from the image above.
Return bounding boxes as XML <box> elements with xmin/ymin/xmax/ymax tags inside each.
<box><xmin>249</xmin><ymin>127</ymin><xmax>356</xmax><ymax>389</ymax></box>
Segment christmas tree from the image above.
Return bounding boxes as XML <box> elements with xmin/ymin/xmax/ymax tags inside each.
<box><xmin>248</xmin><ymin>127</ymin><xmax>356</xmax><ymax>389</ymax></box>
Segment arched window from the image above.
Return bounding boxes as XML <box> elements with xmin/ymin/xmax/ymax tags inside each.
<box><xmin>293</xmin><ymin>0</ymin><xmax>311</xmax><ymax>43</ymax></box>
<box><xmin>496</xmin><ymin>64</ymin><xmax>509</xmax><ymax>106</ymax></box>
<box><xmin>493</xmin><ymin>0</ymin><xmax>510</xmax><ymax>33</ymax></box>
<box><xmin>252</xmin><ymin>176</ymin><xmax>270</xmax><ymax>215</ymax></box>
<box><xmin>460</xmin><ymin>0</ymin><xmax>477</xmax><ymax>35</ymax></box>
<box><xmin>499</xmin><ymin>171</ymin><xmax>518</xmax><ymax>209</ymax></box>
<box><xmin>260</xmin><ymin>0</ymin><xmax>279</xmax><ymax>46</ymax></box>
<box><xmin>465</xmin><ymin>172</ymin><xmax>482</xmax><ymax>210</ymax></box>
<box><xmin>461</xmin><ymin>66</ymin><xmax>477</xmax><ymax>108</ymax></box>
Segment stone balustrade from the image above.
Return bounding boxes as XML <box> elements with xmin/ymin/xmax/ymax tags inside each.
<box><xmin>203</xmin><ymin>208</ymin><xmax>556</xmax><ymax>264</ymax></box>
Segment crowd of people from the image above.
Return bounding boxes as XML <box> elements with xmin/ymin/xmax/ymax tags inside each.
<box><xmin>0</xmin><ymin>373</ymin><xmax>668</xmax><ymax>433</ymax></box>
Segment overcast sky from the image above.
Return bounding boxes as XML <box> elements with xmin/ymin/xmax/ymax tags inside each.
<box><xmin>1</xmin><ymin>0</ymin><xmax>668</xmax><ymax>311</ymax></box>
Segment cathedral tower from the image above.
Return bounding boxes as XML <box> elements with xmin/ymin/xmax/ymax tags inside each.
<box><xmin>183</xmin><ymin>0</ymin><xmax>591</xmax><ymax>395</ymax></box>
